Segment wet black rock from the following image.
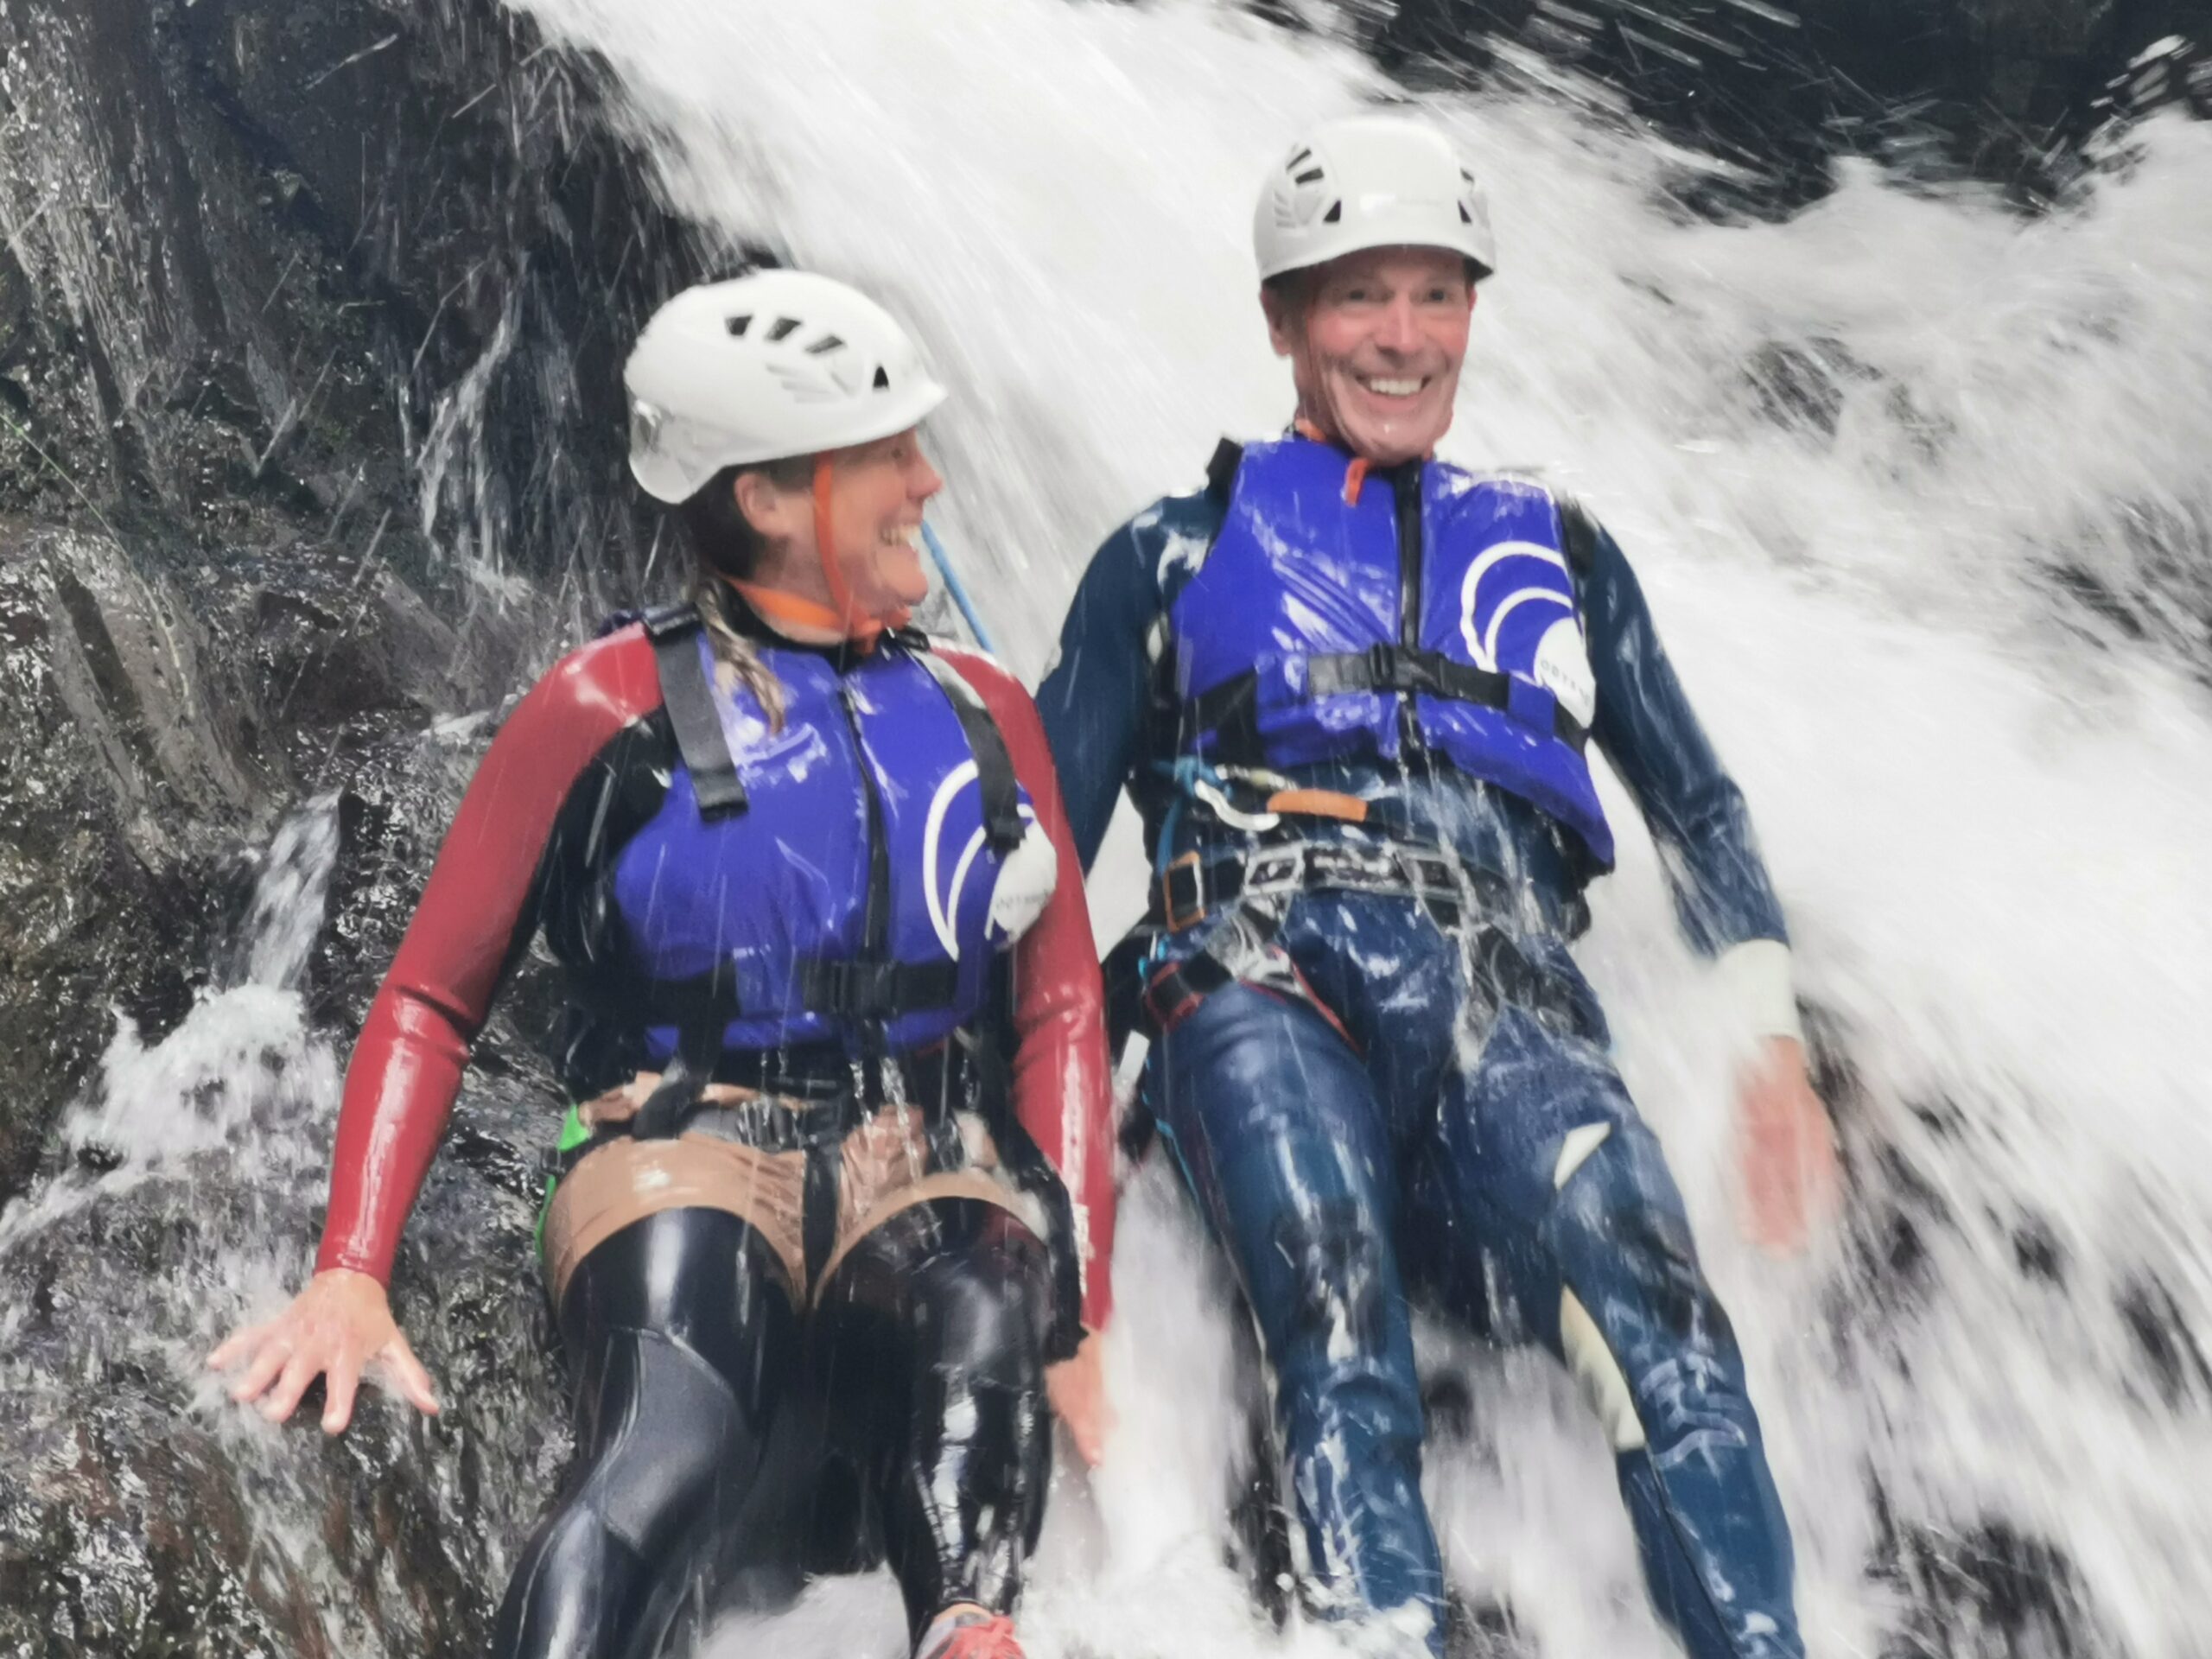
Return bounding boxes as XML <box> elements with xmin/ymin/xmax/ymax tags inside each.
<box><xmin>0</xmin><ymin>1</ymin><xmax>709</xmax><ymax>1652</ymax></box>
<box><xmin>1358</xmin><ymin>0</ymin><xmax>2212</xmax><ymax>207</ymax></box>
<box><xmin>0</xmin><ymin>0</ymin><xmax>713</xmax><ymax>1179</ymax></box>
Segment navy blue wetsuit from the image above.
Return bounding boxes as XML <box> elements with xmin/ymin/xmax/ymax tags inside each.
<box><xmin>1037</xmin><ymin>440</ymin><xmax>1802</xmax><ymax>1659</ymax></box>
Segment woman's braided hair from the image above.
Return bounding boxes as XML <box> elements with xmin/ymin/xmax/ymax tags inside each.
<box><xmin>671</xmin><ymin>454</ymin><xmax>816</xmax><ymax>730</ymax></box>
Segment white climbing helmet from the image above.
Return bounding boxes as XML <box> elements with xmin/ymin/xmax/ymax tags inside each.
<box><xmin>1253</xmin><ymin>112</ymin><xmax>1497</xmax><ymax>284</ymax></box>
<box><xmin>625</xmin><ymin>269</ymin><xmax>947</xmax><ymax>503</ymax></box>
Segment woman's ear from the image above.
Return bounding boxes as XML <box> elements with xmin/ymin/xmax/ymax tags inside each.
<box><xmin>732</xmin><ymin>468</ymin><xmax>808</xmax><ymax>544</ymax></box>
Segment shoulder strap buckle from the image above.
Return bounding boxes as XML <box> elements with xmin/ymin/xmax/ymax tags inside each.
<box><xmin>640</xmin><ymin>601</ymin><xmax>702</xmax><ymax>642</ymax></box>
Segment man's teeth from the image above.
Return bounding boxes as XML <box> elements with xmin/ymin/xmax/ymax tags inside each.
<box><xmin>884</xmin><ymin>524</ymin><xmax>924</xmax><ymax>549</ymax></box>
<box><xmin>1359</xmin><ymin>376</ymin><xmax>1426</xmax><ymax>397</ymax></box>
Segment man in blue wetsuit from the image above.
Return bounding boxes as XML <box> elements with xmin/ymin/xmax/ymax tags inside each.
<box><xmin>1035</xmin><ymin>114</ymin><xmax>1841</xmax><ymax>1657</ymax></box>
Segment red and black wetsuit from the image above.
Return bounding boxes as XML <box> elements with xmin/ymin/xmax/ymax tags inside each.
<box><xmin>315</xmin><ymin>609</ymin><xmax>1116</xmax><ymax>1329</ymax></box>
<box><xmin>315</xmin><ymin>595</ymin><xmax>1117</xmax><ymax>1658</ymax></box>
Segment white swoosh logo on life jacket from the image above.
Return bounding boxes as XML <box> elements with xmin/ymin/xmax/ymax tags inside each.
<box><xmin>922</xmin><ymin>762</ymin><xmax>1052</xmax><ymax>960</ymax></box>
<box><xmin>1458</xmin><ymin>539</ymin><xmax>1596</xmax><ymax>726</ymax></box>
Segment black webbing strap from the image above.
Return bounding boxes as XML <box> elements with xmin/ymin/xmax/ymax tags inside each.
<box><xmin>1205</xmin><ymin>437</ymin><xmax>1245</xmax><ymax>505</ymax></box>
<box><xmin>793</xmin><ymin>958</ymin><xmax>962</xmax><ymax>1021</ymax></box>
<box><xmin>632</xmin><ymin>1017</ymin><xmax>725</xmax><ymax>1139</ymax></box>
<box><xmin>1185</xmin><ymin>644</ymin><xmax>1589</xmax><ymax>755</ymax></box>
<box><xmin>605</xmin><ymin>951</ymin><xmax>962</xmax><ymax>1040</ymax></box>
<box><xmin>643</xmin><ymin>603</ymin><xmax>748</xmax><ymax>819</ymax></box>
<box><xmin>1557</xmin><ymin>495</ymin><xmax>1601</xmax><ymax>576</ymax></box>
<box><xmin>909</xmin><ymin>648</ymin><xmax>1026</xmax><ymax>855</ymax></box>
<box><xmin>1310</xmin><ymin>645</ymin><xmax>1590</xmax><ymax>752</ymax></box>
<box><xmin>1140</xmin><ymin>947</ymin><xmax>1240</xmax><ymax>1035</ymax></box>
<box><xmin>802</xmin><ymin>1141</ymin><xmax>842</xmax><ymax>1288</ymax></box>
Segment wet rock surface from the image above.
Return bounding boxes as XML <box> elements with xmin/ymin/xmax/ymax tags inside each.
<box><xmin>0</xmin><ymin>0</ymin><xmax>703</xmax><ymax>1651</ymax></box>
<box><xmin>1367</xmin><ymin>0</ymin><xmax>2212</xmax><ymax>207</ymax></box>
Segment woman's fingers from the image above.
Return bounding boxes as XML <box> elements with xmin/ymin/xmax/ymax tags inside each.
<box><xmin>259</xmin><ymin>1344</ymin><xmax>322</xmax><ymax>1423</ymax></box>
<box><xmin>207</xmin><ymin>1321</ymin><xmax>265</xmax><ymax>1372</ymax></box>
<box><xmin>378</xmin><ymin>1329</ymin><xmax>442</xmax><ymax>1416</ymax></box>
<box><xmin>227</xmin><ymin>1333</ymin><xmax>295</xmax><ymax>1405</ymax></box>
<box><xmin>321</xmin><ymin>1348</ymin><xmax>364</xmax><ymax>1435</ymax></box>
<box><xmin>210</xmin><ymin>1273</ymin><xmax>431</xmax><ymax>1432</ymax></box>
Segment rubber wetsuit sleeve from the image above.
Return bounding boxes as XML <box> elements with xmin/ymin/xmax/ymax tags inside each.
<box><xmin>943</xmin><ymin>647</ymin><xmax>1118</xmax><ymax>1332</ymax></box>
<box><xmin>315</xmin><ymin>628</ymin><xmax>664</xmax><ymax>1284</ymax></box>
<box><xmin>1580</xmin><ymin>519</ymin><xmax>1790</xmax><ymax>957</ymax></box>
<box><xmin>1033</xmin><ymin>510</ymin><xmax>1173</xmax><ymax>872</ymax></box>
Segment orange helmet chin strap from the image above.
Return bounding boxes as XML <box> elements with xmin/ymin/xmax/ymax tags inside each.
<box><xmin>724</xmin><ymin>454</ymin><xmax>910</xmax><ymax>651</ymax></box>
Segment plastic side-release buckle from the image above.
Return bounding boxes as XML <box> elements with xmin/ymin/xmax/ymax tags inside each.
<box><xmin>1366</xmin><ymin>643</ymin><xmax>1402</xmax><ymax>690</ymax></box>
<box><xmin>640</xmin><ymin>601</ymin><xmax>701</xmax><ymax>642</ymax></box>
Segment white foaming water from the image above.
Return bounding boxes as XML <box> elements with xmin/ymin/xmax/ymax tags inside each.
<box><xmin>0</xmin><ymin>796</ymin><xmax>346</xmax><ymax>1255</ymax></box>
<box><xmin>499</xmin><ymin>3</ymin><xmax>2212</xmax><ymax>1654</ymax></box>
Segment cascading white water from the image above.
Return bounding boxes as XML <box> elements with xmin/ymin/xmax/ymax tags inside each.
<box><xmin>0</xmin><ymin>798</ymin><xmax>345</xmax><ymax>1260</ymax></box>
<box><xmin>121</xmin><ymin>2</ymin><xmax>2184</xmax><ymax>1654</ymax></box>
<box><xmin>484</xmin><ymin>1</ymin><xmax>2212</xmax><ymax>1655</ymax></box>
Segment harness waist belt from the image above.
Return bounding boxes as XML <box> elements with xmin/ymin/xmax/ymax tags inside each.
<box><xmin>1156</xmin><ymin>836</ymin><xmax>1510</xmax><ymax>933</ymax></box>
<box><xmin>547</xmin><ymin>1039</ymin><xmax>979</xmax><ymax>1179</ymax></box>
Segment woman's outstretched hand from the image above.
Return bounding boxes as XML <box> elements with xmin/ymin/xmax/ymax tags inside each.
<box><xmin>1046</xmin><ymin>1329</ymin><xmax>1113</xmax><ymax>1468</ymax></box>
<box><xmin>208</xmin><ymin>1268</ymin><xmax>440</xmax><ymax>1434</ymax></box>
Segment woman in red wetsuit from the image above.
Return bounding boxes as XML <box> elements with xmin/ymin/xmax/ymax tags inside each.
<box><xmin>211</xmin><ymin>270</ymin><xmax>1117</xmax><ymax>1659</ymax></box>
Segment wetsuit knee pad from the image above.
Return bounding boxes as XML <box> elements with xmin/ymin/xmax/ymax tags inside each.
<box><xmin>492</xmin><ymin>1500</ymin><xmax>651</xmax><ymax>1659</ymax></box>
<box><xmin>1544</xmin><ymin>1126</ymin><xmax>1758</xmax><ymax>1460</ymax></box>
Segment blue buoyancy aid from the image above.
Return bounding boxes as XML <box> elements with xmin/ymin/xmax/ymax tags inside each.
<box><xmin>608</xmin><ymin>620</ymin><xmax>1056</xmax><ymax>1063</ymax></box>
<box><xmin>1166</xmin><ymin>435</ymin><xmax>1615</xmax><ymax>866</ymax></box>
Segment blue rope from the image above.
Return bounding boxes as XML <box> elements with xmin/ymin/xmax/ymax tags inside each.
<box><xmin>919</xmin><ymin>521</ymin><xmax>995</xmax><ymax>653</ymax></box>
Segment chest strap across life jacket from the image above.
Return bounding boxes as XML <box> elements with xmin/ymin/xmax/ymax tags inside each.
<box><xmin>626</xmin><ymin>602</ymin><xmax>1026</xmax><ymax>1123</ymax></box>
<box><xmin>1170</xmin><ymin>443</ymin><xmax>1605</xmax><ymax>768</ymax></box>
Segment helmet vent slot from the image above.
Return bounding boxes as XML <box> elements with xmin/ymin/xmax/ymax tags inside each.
<box><xmin>1293</xmin><ymin>167</ymin><xmax>1325</xmax><ymax>185</ymax></box>
<box><xmin>766</xmin><ymin>316</ymin><xmax>802</xmax><ymax>342</ymax></box>
<box><xmin>873</xmin><ymin>365</ymin><xmax>892</xmax><ymax>391</ymax></box>
<box><xmin>1322</xmin><ymin>200</ymin><xmax>1343</xmax><ymax>224</ymax></box>
<box><xmin>805</xmin><ymin>334</ymin><xmax>846</xmax><ymax>356</ymax></box>
<box><xmin>725</xmin><ymin>314</ymin><xmax>753</xmax><ymax>337</ymax></box>
<box><xmin>1287</xmin><ymin>147</ymin><xmax>1313</xmax><ymax>168</ymax></box>
<box><xmin>1459</xmin><ymin>203</ymin><xmax>1472</xmax><ymax>222</ymax></box>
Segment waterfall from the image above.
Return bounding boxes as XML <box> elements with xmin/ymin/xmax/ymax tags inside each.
<box><xmin>497</xmin><ymin>2</ymin><xmax>2212</xmax><ymax>1654</ymax></box>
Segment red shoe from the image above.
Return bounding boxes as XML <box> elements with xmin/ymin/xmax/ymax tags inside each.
<box><xmin>915</xmin><ymin>1607</ymin><xmax>1025</xmax><ymax>1659</ymax></box>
